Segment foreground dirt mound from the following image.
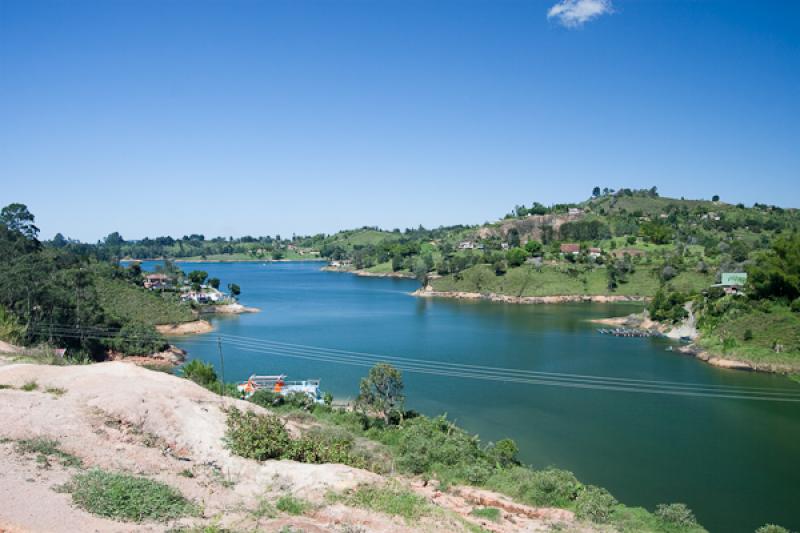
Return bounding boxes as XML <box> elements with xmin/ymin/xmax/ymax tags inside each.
<box><xmin>0</xmin><ymin>362</ymin><xmax>592</xmax><ymax>532</ymax></box>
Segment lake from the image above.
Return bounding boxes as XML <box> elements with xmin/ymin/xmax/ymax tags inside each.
<box><xmin>140</xmin><ymin>261</ymin><xmax>800</xmax><ymax>533</ymax></box>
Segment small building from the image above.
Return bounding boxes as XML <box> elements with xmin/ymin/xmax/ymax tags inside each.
<box><xmin>711</xmin><ymin>272</ymin><xmax>748</xmax><ymax>295</ymax></box>
<box><xmin>568</xmin><ymin>207</ymin><xmax>582</xmax><ymax>216</ymax></box>
<box><xmin>588</xmin><ymin>247</ymin><xmax>602</xmax><ymax>258</ymax></box>
<box><xmin>501</xmin><ymin>243</ymin><xmax>509</xmax><ymax>250</ymax></box>
<box><xmin>560</xmin><ymin>243</ymin><xmax>580</xmax><ymax>255</ymax></box>
<box><xmin>144</xmin><ymin>273</ymin><xmax>170</xmax><ymax>290</ymax></box>
<box><xmin>458</xmin><ymin>241</ymin><xmax>476</xmax><ymax>250</ymax></box>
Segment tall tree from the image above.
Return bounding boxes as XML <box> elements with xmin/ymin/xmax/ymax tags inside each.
<box><xmin>356</xmin><ymin>363</ymin><xmax>405</xmax><ymax>423</ymax></box>
<box><xmin>0</xmin><ymin>203</ymin><xmax>39</xmax><ymax>239</ymax></box>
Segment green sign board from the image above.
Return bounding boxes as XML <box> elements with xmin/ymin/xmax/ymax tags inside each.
<box><xmin>721</xmin><ymin>272</ymin><xmax>747</xmax><ymax>286</ymax></box>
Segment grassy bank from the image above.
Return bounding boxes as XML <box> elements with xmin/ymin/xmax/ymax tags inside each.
<box><xmin>95</xmin><ymin>277</ymin><xmax>195</xmax><ymax>326</ymax></box>
<box><xmin>429</xmin><ymin>263</ymin><xmax>711</xmax><ymax>298</ymax></box>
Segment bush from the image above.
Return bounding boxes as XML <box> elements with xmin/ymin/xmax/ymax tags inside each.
<box><xmin>225</xmin><ymin>407</ymin><xmax>291</xmax><ymax>460</ymax></box>
<box><xmin>655</xmin><ymin>503</ymin><xmax>697</xmax><ymax>527</ymax></box>
<box><xmin>395</xmin><ymin>416</ymin><xmax>485</xmax><ymax>475</ymax></box>
<box><xmin>485</xmin><ymin>438</ymin><xmax>519</xmax><ymax>468</ymax></box>
<box><xmin>744</xmin><ymin>328</ymin><xmax>754</xmax><ymax>341</ymax></box>
<box><xmin>249</xmin><ymin>389</ymin><xmax>283</xmax><ymax>408</ymax></box>
<box><xmin>225</xmin><ymin>408</ymin><xmax>364</xmax><ymax>468</ymax></box>
<box><xmin>575</xmin><ymin>486</ymin><xmax>617</xmax><ymax>523</ymax></box>
<box><xmin>791</xmin><ymin>298</ymin><xmax>800</xmax><ymax>313</ymax></box>
<box><xmin>181</xmin><ymin>360</ymin><xmax>218</xmax><ymax>388</ymax></box>
<box><xmin>485</xmin><ymin>466</ymin><xmax>581</xmax><ymax>508</ymax></box>
<box><xmin>64</xmin><ymin>469</ymin><xmax>196</xmax><ymax>522</ymax></box>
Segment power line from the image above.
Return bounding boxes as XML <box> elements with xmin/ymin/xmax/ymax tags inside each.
<box><xmin>26</xmin><ymin>325</ymin><xmax>800</xmax><ymax>402</ymax></box>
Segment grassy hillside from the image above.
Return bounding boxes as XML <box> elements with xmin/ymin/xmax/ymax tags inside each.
<box><xmin>94</xmin><ymin>277</ymin><xmax>195</xmax><ymax>326</ymax></box>
<box><xmin>430</xmin><ymin>263</ymin><xmax>711</xmax><ymax>298</ymax></box>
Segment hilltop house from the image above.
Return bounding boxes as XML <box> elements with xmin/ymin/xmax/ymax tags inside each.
<box><xmin>143</xmin><ymin>273</ymin><xmax>170</xmax><ymax>290</ymax></box>
<box><xmin>560</xmin><ymin>243</ymin><xmax>580</xmax><ymax>255</ymax></box>
<box><xmin>568</xmin><ymin>207</ymin><xmax>582</xmax><ymax>216</ymax></box>
<box><xmin>458</xmin><ymin>240</ymin><xmax>476</xmax><ymax>250</ymax></box>
<box><xmin>711</xmin><ymin>272</ymin><xmax>748</xmax><ymax>295</ymax></box>
<box><xmin>588</xmin><ymin>247</ymin><xmax>602</xmax><ymax>258</ymax></box>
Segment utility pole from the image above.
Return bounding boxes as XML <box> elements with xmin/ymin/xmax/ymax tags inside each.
<box><xmin>217</xmin><ymin>336</ymin><xmax>226</xmax><ymax>399</ymax></box>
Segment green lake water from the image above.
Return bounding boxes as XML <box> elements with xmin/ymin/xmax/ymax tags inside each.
<box><xmin>141</xmin><ymin>261</ymin><xmax>800</xmax><ymax>532</ymax></box>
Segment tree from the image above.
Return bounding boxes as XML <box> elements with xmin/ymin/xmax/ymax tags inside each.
<box><xmin>747</xmin><ymin>234</ymin><xmax>800</xmax><ymax>301</ymax></box>
<box><xmin>506</xmin><ymin>247</ymin><xmax>528</xmax><ymax>267</ymax></box>
<box><xmin>228</xmin><ymin>283</ymin><xmax>241</xmax><ymax>297</ymax></box>
<box><xmin>356</xmin><ymin>363</ymin><xmax>404</xmax><ymax>423</ymax></box>
<box><xmin>0</xmin><ymin>203</ymin><xmax>39</xmax><ymax>239</ymax></box>
<box><xmin>507</xmin><ymin>228</ymin><xmax>521</xmax><ymax>248</ymax></box>
<box><xmin>188</xmin><ymin>270</ymin><xmax>208</xmax><ymax>289</ymax></box>
<box><xmin>592</xmin><ymin>186</ymin><xmax>601</xmax><ymax>197</ymax></box>
<box><xmin>712</xmin><ymin>195</ymin><xmax>720</xmax><ymax>202</ymax></box>
<box><xmin>524</xmin><ymin>240</ymin><xmax>542</xmax><ymax>255</ymax></box>
<box><xmin>208</xmin><ymin>277</ymin><xmax>221</xmax><ymax>289</ymax></box>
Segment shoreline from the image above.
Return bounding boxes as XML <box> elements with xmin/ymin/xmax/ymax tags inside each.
<box><xmin>413</xmin><ymin>287</ymin><xmax>649</xmax><ymax>304</ymax></box>
<box><xmin>122</xmin><ymin>257</ymin><xmax>326</xmax><ymax>263</ymax></box>
<box><xmin>198</xmin><ymin>303</ymin><xmax>260</xmax><ymax>315</ymax></box>
<box><xmin>155</xmin><ymin>319</ymin><xmax>214</xmax><ymax>336</ymax></box>
<box><xmin>589</xmin><ymin>314</ymin><xmax>799</xmax><ymax>375</ymax></box>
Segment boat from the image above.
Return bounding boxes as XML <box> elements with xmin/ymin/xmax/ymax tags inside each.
<box><xmin>236</xmin><ymin>374</ymin><xmax>324</xmax><ymax>403</ymax></box>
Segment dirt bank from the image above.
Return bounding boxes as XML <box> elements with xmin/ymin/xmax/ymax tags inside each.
<box><xmin>414</xmin><ymin>287</ymin><xmax>648</xmax><ymax>304</ymax></box>
<box><xmin>155</xmin><ymin>320</ymin><xmax>214</xmax><ymax>336</ymax></box>
<box><xmin>0</xmin><ymin>362</ymin><xmax>591</xmax><ymax>532</ymax></box>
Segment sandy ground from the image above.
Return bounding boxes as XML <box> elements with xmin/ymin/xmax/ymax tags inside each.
<box><xmin>155</xmin><ymin>320</ymin><xmax>214</xmax><ymax>335</ymax></box>
<box><xmin>0</xmin><ymin>362</ymin><xmax>591</xmax><ymax>533</ymax></box>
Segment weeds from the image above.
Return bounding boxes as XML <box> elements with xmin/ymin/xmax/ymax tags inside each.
<box><xmin>63</xmin><ymin>469</ymin><xmax>197</xmax><ymax>522</ymax></box>
<box><xmin>332</xmin><ymin>484</ymin><xmax>431</xmax><ymax>522</ymax></box>
<box><xmin>21</xmin><ymin>380</ymin><xmax>38</xmax><ymax>391</ymax></box>
<box><xmin>276</xmin><ymin>494</ymin><xmax>310</xmax><ymax>515</ymax></box>
<box><xmin>45</xmin><ymin>386</ymin><xmax>66</xmax><ymax>396</ymax></box>
<box><xmin>470</xmin><ymin>507</ymin><xmax>501</xmax><ymax>522</ymax></box>
<box><xmin>15</xmin><ymin>437</ymin><xmax>82</xmax><ymax>468</ymax></box>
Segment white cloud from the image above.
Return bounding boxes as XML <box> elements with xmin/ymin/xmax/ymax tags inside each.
<box><xmin>547</xmin><ymin>0</ymin><xmax>613</xmax><ymax>28</ymax></box>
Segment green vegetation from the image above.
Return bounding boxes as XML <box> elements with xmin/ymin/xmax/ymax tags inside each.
<box><xmin>331</xmin><ymin>484</ymin><xmax>433</xmax><ymax>522</ymax></box>
<box><xmin>63</xmin><ymin>469</ymin><xmax>197</xmax><ymax>522</ymax></box>
<box><xmin>275</xmin><ymin>495</ymin><xmax>310</xmax><ymax>515</ymax></box>
<box><xmin>224</xmin><ymin>407</ymin><xmax>366</xmax><ymax>468</ymax></box>
<box><xmin>21</xmin><ymin>380</ymin><xmax>38</xmax><ymax>391</ymax></box>
<box><xmin>470</xmin><ymin>507</ymin><xmax>501</xmax><ymax>522</ymax></box>
<box><xmin>15</xmin><ymin>437</ymin><xmax>82</xmax><ymax>467</ymax></box>
<box><xmin>219</xmin><ymin>363</ymin><xmax>708</xmax><ymax>532</ymax></box>
<box><xmin>0</xmin><ymin>203</ymin><xmax>190</xmax><ymax>359</ymax></box>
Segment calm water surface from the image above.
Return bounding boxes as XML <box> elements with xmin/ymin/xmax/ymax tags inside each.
<box><xmin>140</xmin><ymin>261</ymin><xmax>800</xmax><ymax>533</ymax></box>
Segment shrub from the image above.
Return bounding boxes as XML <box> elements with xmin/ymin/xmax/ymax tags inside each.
<box><xmin>791</xmin><ymin>298</ymin><xmax>800</xmax><ymax>313</ymax></box>
<box><xmin>485</xmin><ymin>466</ymin><xmax>581</xmax><ymax>508</ymax></box>
<box><xmin>485</xmin><ymin>438</ymin><xmax>519</xmax><ymax>468</ymax></box>
<box><xmin>249</xmin><ymin>389</ymin><xmax>283</xmax><ymax>408</ymax></box>
<box><xmin>64</xmin><ymin>469</ymin><xmax>196</xmax><ymax>521</ymax></box>
<box><xmin>276</xmin><ymin>495</ymin><xmax>309</xmax><ymax>515</ymax></box>
<box><xmin>395</xmin><ymin>416</ymin><xmax>485</xmax><ymax>475</ymax></box>
<box><xmin>181</xmin><ymin>360</ymin><xmax>218</xmax><ymax>388</ymax></box>
<box><xmin>744</xmin><ymin>329</ymin><xmax>754</xmax><ymax>341</ymax></box>
<box><xmin>575</xmin><ymin>486</ymin><xmax>617</xmax><ymax>523</ymax></box>
<box><xmin>225</xmin><ymin>408</ymin><xmax>291</xmax><ymax>460</ymax></box>
<box><xmin>655</xmin><ymin>502</ymin><xmax>697</xmax><ymax>527</ymax></box>
<box><xmin>21</xmin><ymin>380</ymin><xmax>38</xmax><ymax>391</ymax></box>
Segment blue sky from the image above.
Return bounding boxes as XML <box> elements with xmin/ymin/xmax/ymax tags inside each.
<box><xmin>1</xmin><ymin>0</ymin><xmax>798</xmax><ymax>241</ymax></box>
